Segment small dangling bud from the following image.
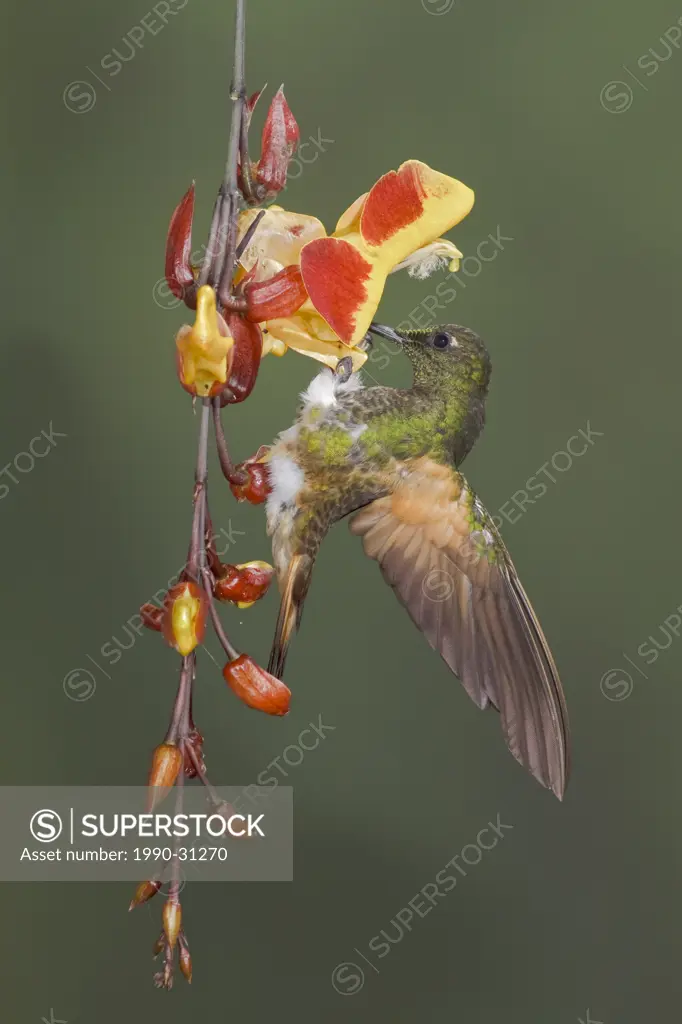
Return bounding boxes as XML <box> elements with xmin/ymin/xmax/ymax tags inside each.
<box><xmin>129</xmin><ymin>879</ymin><xmax>162</xmax><ymax>911</ymax></box>
<box><xmin>147</xmin><ymin>743</ymin><xmax>183</xmax><ymax>810</ymax></box>
<box><xmin>229</xmin><ymin>461</ymin><xmax>270</xmax><ymax>504</ymax></box>
<box><xmin>161</xmin><ymin>581</ymin><xmax>208</xmax><ymax>656</ymax></box>
<box><xmin>223</xmin><ymin>655</ymin><xmax>291</xmax><ymax>716</ymax></box>
<box><xmin>178</xmin><ymin>932</ymin><xmax>192</xmax><ymax>983</ymax></box>
<box><xmin>162</xmin><ymin>899</ymin><xmax>182</xmax><ymax>951</ymax></box>
<box><xmin>213</xmin><ymin>560</ymin><xmax>274</xmax><ymax>607</ymax></box>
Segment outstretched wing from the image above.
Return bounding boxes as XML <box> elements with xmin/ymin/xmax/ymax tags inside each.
<box><xmin>350</xmin><ymin>457</ymin><xmax>570</xmax><ymax>799</ymax></box>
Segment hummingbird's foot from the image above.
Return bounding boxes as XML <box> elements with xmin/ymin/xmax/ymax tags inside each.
<box><xmin>335</xmin><ymin>355</ymin><xmax>354</xmax><ymax>384</ymax></box>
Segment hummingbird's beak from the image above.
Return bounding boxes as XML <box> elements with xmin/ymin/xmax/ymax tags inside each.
<box><xmin>369</xmin><ymin>322</ymin><xmax>404</xmax><ymax>345</ymax></box>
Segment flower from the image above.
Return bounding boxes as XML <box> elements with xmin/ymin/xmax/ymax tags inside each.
<box><xmin>299</xmin><ymin>160</ymin><xmax>474</xmax><ymax>345</ymax></box>
<box><xmin>161</xmin><ymin>581</ymin><xmax>207</xmax><ymax>657</ymax></box>
<box><xmin>175</xmin><ymin>286</ymin><xmax>234</xmax><ymax>397</ymax></box>
<box><xmin>236</xmin><ymin>161</ymin><xmax>474</xmax><ymax>368</ymax></box>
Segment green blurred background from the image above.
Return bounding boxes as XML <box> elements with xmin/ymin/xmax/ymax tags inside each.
<box><xmin>3</xmin><ymin>0</ymin><xmax>682</xmax><ymax>1019</ymax></box>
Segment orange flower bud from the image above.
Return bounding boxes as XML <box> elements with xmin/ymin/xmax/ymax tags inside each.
<box><xmin>161</xmin><ymin>582</ymin><xmax>207</xmax><ymax>656</ymax></box>
<box><xmin>162</xmin><ymin>899</ymin><xmax>182</xmax><ymax>950</ymax></box>
<box><xmin>140</xmin><ymin>603</ymin><xmax>164</xmax><ymax>632</ymax></box>
<box><xmin>244</xmin><ymin>266</ymin><xmax>307</xmax><ymax>322</ymax></box>
<box><xmin>229</xmin><ymin>461</ymin><xmax>270</xmax><ymax>504</ymax></box>
<box><xmin>178</xmin><ymin>933</ymin><xmax>192</xmax><ymax>983</ymax></box>
<box><xmin>214</xmin><ymin>560</ymin><xmax>274</xmax><ymax>607</ymax></box>
<box><xmin>223</xmin><ymin>655</ymin><xmax>291</xmax><ymax>716</ymax></box>
<box><xmin>147</xmin><ymin>743</ymin><xmax>183</xmax><ymax>810</ymax></box>
<box><xmin>129</xmin><ymin>879</ymin><xmax>162</xmax><ymax>911</ymax></box>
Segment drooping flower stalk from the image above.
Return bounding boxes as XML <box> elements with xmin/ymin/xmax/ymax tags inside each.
<box><xmin>134</xmin><ymin>0</ymin><xmax>297</xmax><ymax>989</ymax></box>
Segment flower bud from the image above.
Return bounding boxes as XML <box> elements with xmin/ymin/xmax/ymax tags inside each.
<box><xmin>223</xmin><ymin>655</ymin><xmax>291</xmax><ymax>715</ymax></box>
<box><xmin>255</xmin><ymin>87</ymin><xmax>300</xmax><ymax>197</ymax></box>
<box><xmin>178</xmin><ymin>932</ymin><xmax>192</xmax><ymax>983</ymax></box>
<box><xmin>152</xmin><ymin>929</ymin><xmax>165</xmax><ymax>958</ymax></box>
<box><xmin>229</xmin><ymin>461</ymin><xmax>270</xmax><ymax>504</ymax></box>
<box><xmin>140</xmin><ymin>603</ymin><xmax>164</xmax><ymax>632</ymax></box>
<box><xmin>129</xmin><ymin>879</ymin><xmax>162</xmax><ymax>911</ymax></box>
<box><xmin>162</xmin><ymin>899</ymin><xmax>182</xmax><ymax>950</ymax></box>
<box><xmin>162</xmin><ymin>581</ymin><xmax>207</xmax><ymax>656</ymax></box>
<box><xmin>214</xmin><ymin>560</ymin><xmax>274</xmax><ymax>608</ymax></box>
<box><xmin>165</xmin><ymin>182</ymin><xmax>197</xmax><ymax>308</ymax></box>
<box><xmin>147</xmin><ymin>743</ymin><xmax>183</xmax><ymax>810</ymax></box>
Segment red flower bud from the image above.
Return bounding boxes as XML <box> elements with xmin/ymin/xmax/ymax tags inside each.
<box><xmin>140</xmin><ymin>603</ymin><xmax>164</xmax><ymax>632</ymax></box>
<box><xmin>229</xmin><ymin>461</ymin><xmax>270</xmax><ymax>504</ymax></box>
<box><xmin>223</xmin><ymin>654</ymin><xmax>291</xmax><ymax>715</ymax></box>
<box><xmin>161</xmin><ymin>582</ymin><xmax>207</xmax><ymax>656</ymax></box>
<box><xmin>244</xmin><ymin>266</ymin><xmax>307</xmax><ymax>322</ymax></box>
<box><xmin>129</xmin><ymin>879</ymin><xmax>162</xmax><ymax>911</ymax></box>
<box><xmin>255</xmin><ymin>87</ymin><xmax>300</xmax><ymax>197</ymax></box>
<box><xmin>217</xmin><ymin>314</ymin><xmax>263</xmax><ymax>405</ymax></box>
<box><xmin>214</xmin><ymin>560</ymin><xmax>274</xmax><ymax>607</ymax></box>
<box><xmin>165</xmin><ymin>182</ymin><xmax>197</xmax><ymax>308</ymax></box>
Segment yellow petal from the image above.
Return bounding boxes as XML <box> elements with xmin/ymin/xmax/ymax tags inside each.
<box><xmin>357</xmin><ymin>160</ymin><xmax>474</xmax><ymax>268</ymax></box>
<box><xmin>265</xmin><ymin>316</ymin><xmax>368</xmax><ymax>370</ymax></box>
<box><xmin>175</xmin><ymin>285</ymin><xmax>233</xmax><ymax>395</ymax></box>
<box><xmin>237</xmin><ymin>207</ymin><xmax>327</xmax><ymax>272</ymax></box>
<box><xmin>334</xmin><ymin>191</ymin><xmax>368</xmax><ymax>235</ymax></box>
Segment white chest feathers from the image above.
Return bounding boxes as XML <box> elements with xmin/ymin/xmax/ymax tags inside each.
<box><xmin>299</xmin><ymin>367</ymin><xmax>364</xmax><ymax>411</ymax></box>
<box><xmin>265</xmin><ymin>368</ymin><xmax>365</xmax><ymax>532</ymax></box>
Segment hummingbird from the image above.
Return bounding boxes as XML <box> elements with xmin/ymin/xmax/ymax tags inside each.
<box><xmin>265</xmin><ymin>323</ymin><xmax>570</xmax><ymax>799</ymax></box>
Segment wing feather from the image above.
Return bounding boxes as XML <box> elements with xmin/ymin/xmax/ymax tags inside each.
<box><xmin>350</xmin><ymin>458</ymin><xmax>570</xmax><ymax>798</ymax></box>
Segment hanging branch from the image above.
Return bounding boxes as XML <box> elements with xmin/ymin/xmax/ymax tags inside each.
<box><xmin>135</xmin><ymin>0</ymin><xmax>298</xmax><ymax>989</ymax></box>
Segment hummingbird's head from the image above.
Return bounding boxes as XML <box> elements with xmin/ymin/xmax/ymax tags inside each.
<box><xmin>369</xmin><ymin>323</ymin><xmax>491</xmax><ymax>394</ymax></box>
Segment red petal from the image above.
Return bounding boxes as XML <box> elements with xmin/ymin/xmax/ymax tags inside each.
<box><xmin>299</xmin><ymin>238</ymin><xmax>373</xmax><ymax>342</ymax></box>
<box><xmin>220</xmin><ymin>315</ymin><xmax>263</xmax><ymax>404</ymax></box>
<box><xmin>165</xmin><ymin>183</ymin><xmax>197</xmax><ymax>307</ymax></box>
<box><xmin>245</xmin><ymin>266</ymin><xmax>307</xmax><ymax>322</ymax></box>
<box><xmin>360</xmin><ymin>163</ymin><xmax>427</xmax><ymax>247</ymax></box>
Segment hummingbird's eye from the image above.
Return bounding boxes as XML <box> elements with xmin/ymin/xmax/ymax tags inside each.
<box><xmin>432</xmin><ymin>332</ymin><xmax>451</xmax><ymax>350</ymax></box>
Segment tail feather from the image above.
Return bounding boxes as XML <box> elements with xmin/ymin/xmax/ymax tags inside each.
<box><xmin>267</xmin><ymin>554</ymin><xmax>312</xmax><ymax>678</ymax></box>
